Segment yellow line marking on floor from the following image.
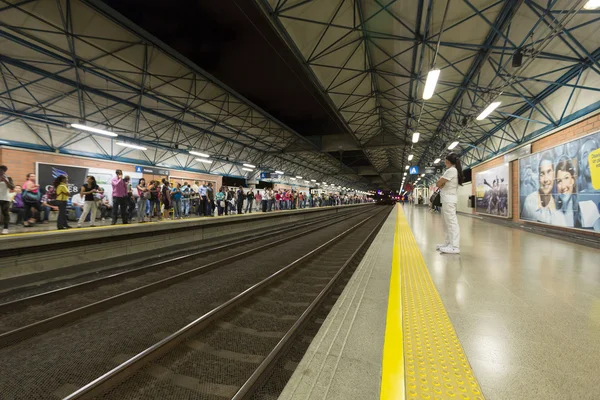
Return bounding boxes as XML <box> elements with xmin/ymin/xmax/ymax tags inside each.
<box><xmin>380</xmin><ymin>205</ymin><xmax>405</xmax><ymax>400</ymax></box>
<box><xmin>398</xmin><ymin>204</ymin><xmax>484</xmax><ymax>399</ymax></box>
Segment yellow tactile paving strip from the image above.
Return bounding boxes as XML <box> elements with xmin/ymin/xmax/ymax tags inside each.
<box><xmin>381</xmin><ymin>205</ymin><xmax>484</xmax><ymax>400</ymax></box>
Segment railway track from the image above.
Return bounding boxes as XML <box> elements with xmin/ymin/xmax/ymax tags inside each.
<box><xmin>0</xmin><ymin>207</ymin><xmax>368</xmax><ymax>346</ymax></box>
<box><xmin>66</xmin><ymin>206</ymin><xmax>391</xmax><ymax>400</ymax></box>
<box><xmin>0</xmin><ymin>206</ymin><xmax>388</xmax><ymax>400</ymax></box>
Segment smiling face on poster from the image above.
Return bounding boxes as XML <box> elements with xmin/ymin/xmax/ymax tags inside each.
<box><xmin>475</xmin><ymin>164</ymin><xmax>511</xmax><ymax>217</ymax></box>
<box><xmin>519</xmin><ymin>131</ymin><xmax>600</xmax><ymax>231</ymax></box>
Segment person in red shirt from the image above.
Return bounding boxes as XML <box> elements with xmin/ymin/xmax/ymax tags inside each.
<box><xmin>275</xmin><ymin>190</ymin><xmax>281</xmax><ymax>210</ymax></box>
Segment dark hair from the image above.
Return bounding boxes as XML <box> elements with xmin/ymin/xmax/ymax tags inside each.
<box><xmin>53</xmin><ymin>175</ymin><xmax>66</xmax><ymax>188</ymax></box>
<box><xmin>139</xmin><ymin>178</ymin><xmax>146</xmax><ymax>185</ymax></box>
<box><xmin>87</xmin><ymin>175</ymin><xmax>97</xmax><ymax>186</ymax></box>
<box><xmin>27</xmin><ymin>173</ymin><xmax>35</xmax><ymax>179</ymax></box>
<box><xmin>115</xmin><ymin>169</ymin><xmax>122</xmax><ymax>175</ymax></box>
<box><xmin>445</xmin><ymin>153</ymin><xmax>464</xmax><ymax>185</ymax></box>
<box><xmin>555</xmin><ymin>157</ymin><xmax>577</xmax><ymax>191</ymax></box>
<box><xmin>0</xmin><ymin>165</ymin><xmax>7</xmax><ymax>172</ymax></box>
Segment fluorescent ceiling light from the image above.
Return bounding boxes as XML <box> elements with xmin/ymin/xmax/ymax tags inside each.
<box><xmin>310</xmin><ymin>179</ymin><xmax>316</xmax><ymax>182</ymax></box>
<box><xmin>242</xmin><ymin>167</ymin><xmax>253</xmax><ymax>172</ymax></box>
<box><xmin>189</xmin><ymin>151</ymin><xmax>209</xmax><ymax>158</ymax></box>
<box><xmin>404</xmin><ymin>172</ymin><xmax>407</xmax><ymax>176</ymax></box>
<box><xmin>322</xmin><ymin>182</ymin><xmax>327</xmax><ymax>184</ymax></box>
<box><xmin>70</xmin><ymin>123</ymin><xmax>118</xmax><ymax>137</ymax></box>
<box><xmin>405</xmin><ymin>165</ymin><xmax>409</xmax><ymax>170</ymax></box>
<box><xmin>421</xmin><ymin>173</ymin><xmax>425</xmax><ymax>177</ymax></box>
<box><xmin>290</xmin><ymin>177</ymin><xmax>297</xmax><ymax>180</ymax></box>
<box><xmin>0</xmin><ymin>140</ymin><xmax>9</xmax><ymax>144</ymax></box>
<box><xmin>275</xmin><ymin>170</ymin><xmax>284</xmax><ymax>174</ymax></box>
<box><xmin>448</xmin><ymin>141</ymin><xmax>459</xmax><ymax>150</ymax></box>
<box><xmin>116</xmin><ymin>142</ymin><xmax>147</xmax><ymax>150</ymax></box>
<box><xmin>434</xmin><ymin>158</ymin><xmax>441</xmax><ymax>164</ymax></box>
<box><xmin>584</xmin><ymin>0</ymin><xmax>600</xmax><ymax>9</ymax></box>
<box><xmin>296</xmin><ymin>176</ymin><xmax>303</xmax><ymax>179</ymax></box>
<box><xmin>422</xmin><ymin>69</ymin><xmax>440</xmax><ymax>100</ymax></box>
<box><xmin>412</xmin><ymin>132</ymin><xmax>420</xmax><ymax>143</ymax></box>
<box><xmin>196</xmin><ymin>158</ymin><xmax>212</xmax><ymax>164</ymax></box>
<box><xmin>243</xmin><ymin>163</ymin><xmax>256</xmax><ymax>168</ymax></box>
<box><xmin>476</xmin><ymin>101</ymin><xmax>501</xmax><ymax>120</ymax></box>
<box><xmin>304</xmin><ymin>180</ymin><xmax>310</xmax><ymax>183</ymax></box>
<box><xmin>408</xmin><ymin>154</ymin><xmax>413</xmax><ymax>161</ymax></box>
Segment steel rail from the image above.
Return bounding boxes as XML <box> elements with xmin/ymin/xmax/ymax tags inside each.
<box><xmin>62</xmin><ymin>207</ymin><xmax>387</xmax><ymax>400</ymax></box>
<box><xmin>0</xmin><ymin>207</ymin><xmax>373</xmax><ymax>347</ymax></box>
<box><xmin>0</xmin><ymin>207</ymin><xmax>364</xmax><ymax>314</ymax></box>
<box><xmin>232</xmin><ymin>207</ymin><xmax>389</xmax><ymax>399</ymax></box>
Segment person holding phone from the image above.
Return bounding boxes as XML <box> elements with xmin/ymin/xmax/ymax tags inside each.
<box><xmin>78</xmin><ymin>175</ymin><xmax>102</xmax><ymax>227</ymax></box>
<box><xmin>111</xmin><ymin>169</ymin><xmax>129</xmax><ymax>225</ymax></box>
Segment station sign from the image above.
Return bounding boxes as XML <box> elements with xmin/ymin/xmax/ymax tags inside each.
<box><xmin>424</xmin><ymin>167</ymin><xmax>435</xmax><ymax>175</ymax></box>
<box><xmin>504</xmin><ymin>144</ymin><xmax>531</xmax><ymax>163</ymax></box>
<box><xmin>259</xmin><ymin>172</ymin><xmax>281</xmax><ymax>180</ymax></box>
<box><xmin>135</xmin><ymin>166</ymin><xmax>170</xmax><ymax>176</ymax></box>
<box><xmin>409</xmin><ymin>166</ymin><xmax>419</xmax><ymax>175</ymax></box>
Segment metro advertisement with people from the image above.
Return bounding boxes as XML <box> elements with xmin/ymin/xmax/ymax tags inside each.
<box><xmin>475</xmin><ymin>163</ymin><xmax>511</xmax><ymax>218</ymax></box>
<box><xmin>519</xmin><ymin>131</ymin><xmax>600</xmax><ymax>231</ymax></box>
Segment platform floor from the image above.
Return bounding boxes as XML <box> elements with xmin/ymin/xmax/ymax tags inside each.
<box><xmin>281</xmin><ymin>204</ymin><xmax>600</xmax><ymax>400</ymax></box>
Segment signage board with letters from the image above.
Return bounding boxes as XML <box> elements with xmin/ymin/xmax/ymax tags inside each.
<box><xmin>409</xmin><ymin>166</ymin><xmax>419</xmax><ymax>175</ymax></box>
<box><xmin>135</xmin><ymin>166</ymin><xmax>170</xmax><ymax>176</ymax></box>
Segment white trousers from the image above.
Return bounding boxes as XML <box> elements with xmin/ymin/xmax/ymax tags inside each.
<box><xmin>79</xmin><ymin>200</ymin><xmax>98</xmax><ymax>225</ymax></box>
<box><xmin>442</xmin><ymin>202</ymin><xmax>460</xmax><ymax>248</ymax></box>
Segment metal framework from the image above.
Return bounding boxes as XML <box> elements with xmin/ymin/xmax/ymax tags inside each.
<box><xmin>259</xmin><ymin>0</ymin><xmax>600</xmax><ymax>187</ymax></box>
<box><xmin>0</xmin><ymin>0</ymin><xmax>369</xmax><ymax>189</ymax></box>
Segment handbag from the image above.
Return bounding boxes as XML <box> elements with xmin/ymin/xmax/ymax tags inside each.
<box><xmin>23</xmin><ymin>189</ymin><xmax>40</xmax><ymax>203</ymax></box>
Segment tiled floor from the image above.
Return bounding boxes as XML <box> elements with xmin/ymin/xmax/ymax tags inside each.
<box><xmin>404</xmin><ymin>205</ymin><xmax>600</xmax><ymax>400</ymax></box>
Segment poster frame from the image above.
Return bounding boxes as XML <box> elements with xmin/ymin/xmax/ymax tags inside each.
<box><xmin>516</xmin><ymin>129</ymin><xmax>600</xmax><ymax>233</ymax></box>
<box><xmin>474</xmin><ymin>163</ymin><xmax>512</xmax><ymax>219</ymax></box>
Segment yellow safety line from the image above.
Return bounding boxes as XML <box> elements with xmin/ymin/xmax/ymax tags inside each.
<box><xmin>397</xmin><ymin>204</ymin><xmax>484</xmax><ymax>400</ymax></box>
<box><xmin>380</xmin><ymin>205</ymin><xmax>405</xmax><ymax>399</ymax></box>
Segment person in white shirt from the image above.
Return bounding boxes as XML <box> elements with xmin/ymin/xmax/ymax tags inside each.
<box><xmin>0</xmin><ymin>165</ymin><xmax>15</xmax><ymax>234</ymax></box>
<box><xmin>70</xmin><ymin>192</ymin><xmax>85</xmax><ymax>221</ymax></box>
<box><xmin>436</xmin><ymin>153</ymin><xmax>464</xmax><ymax>254</ymax></box>
<box><xmin>521</xmin><ymin>152</ymin><xmax>566</xmax><ymax>227</ymax></box>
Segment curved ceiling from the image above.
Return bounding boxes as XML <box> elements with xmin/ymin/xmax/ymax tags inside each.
<box><xmin>0</xmin><ymin>0</ymin><xmax>599</xmax><ymax>191</ymax></box>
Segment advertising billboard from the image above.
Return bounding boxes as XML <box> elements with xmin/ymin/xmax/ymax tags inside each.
<box><xmin>519</xmin><ymin>131</ymin><xmax>600</xmax><ymax>231</ymax></box>
<box><xmin>36</xmin><ymin>163</ymin><xmax>88</xmax><ymax>198</ymax></box>
<box><xmin>475</xmin><ymin>163</ymin><xmax>511</xmax><ymax>218</ymax></box>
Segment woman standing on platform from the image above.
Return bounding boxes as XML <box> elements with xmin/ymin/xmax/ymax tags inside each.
<box><xmin>54</xmin><ymin>175</ymin><xmax>71</xmax><ymax>230</ymax></box>
<box><xmin>436</xmin><ymin>153</ymin><xmax>464</xmax><ymax>254</ymax></box>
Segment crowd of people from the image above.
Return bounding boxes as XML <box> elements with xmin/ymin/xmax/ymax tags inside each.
<box><xmin>0</xmin><ymin>166</ymin><xmax>369</xmax><ymax>234</ymax></box>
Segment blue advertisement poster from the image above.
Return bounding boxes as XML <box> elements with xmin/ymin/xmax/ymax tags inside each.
<box><xmin>519</xmin><ymin>131</ymin><xmax>600</xmax><ymax>231</ymax></box>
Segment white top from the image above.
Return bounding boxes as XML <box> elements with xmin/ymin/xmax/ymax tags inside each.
<box><xmin>0</xmin><ymin>181</ymin><xmax>9</xmax><ymax>202</ymax></box>
<box><xmin>440</xmin><ymin>166</ymin><xmax>459</xmax><ymax>204</ymax></box>
<box><xmin>71</xmin><ymin>193</ymin><xmax>84</xmax><ymax>205</ymax></box>
<box><xmin>522</xmin><ymin>191</ymin><xmax>566</xmax><ymax>226</ymax></box>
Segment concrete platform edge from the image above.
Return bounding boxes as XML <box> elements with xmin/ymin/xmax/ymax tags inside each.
<box><xmin>277</xmin><ymin>207</ymin><xmax>396</xmax><ymax>400</ymax></box>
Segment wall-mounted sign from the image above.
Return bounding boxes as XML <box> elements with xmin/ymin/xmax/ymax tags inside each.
<box><xmin>504</xmin><ymin>144</ymin><xmax>531</xmax><ymax>163</ymax></box>
<box><xmin>409</xmin><ymin>166</ymin><xmax>419</xmax><ymax>175</ymax></box>
<box><xmin>424</xmin><ymin>167</ymin><xmax>436</xmax><ymax>175</ymax></box>
<box><xmin>135</xmin><ymin>166</ymin><xmax>170</xmax><ymax>176</ymax></box>
<box><xmin>259</xmin><ymin>172</ymin><xmax>281</xmax><ymax>180</ymax></box>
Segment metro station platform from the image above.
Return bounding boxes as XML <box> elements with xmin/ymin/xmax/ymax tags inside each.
<box><xmin>280</xmin><ymin>204</ymin><xmax>600</xmax><ymax>400</ymax></box>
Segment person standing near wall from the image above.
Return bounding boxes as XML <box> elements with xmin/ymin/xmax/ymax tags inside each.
<box><xmin>171</xmin><ymin>183</ymin><xmax>182</xmax><ymax>219</ymax></box>
<box><xmin>137</xmin><ymin>178</ymin><xmax>148</xmax><ymax>223</ymax></box>
<box><xmin>436</xmin><ymin>153</ymin><xmax>464</xmax><ymax>254</ymax></box>
<box><xmin>236</xmin><ymin>186</ymin><xmax>244</xmax><ymax>215</ymax></box>
<box><xmin>198</xmin><ymin>181</ymin><xmax>208</xmax><ymax>217</ymax></box>
<box><xmin>111</xmin><ymin>169</ymin><xmax>129</xmax><ymax>225</ymax></box>
<box><xmin>245</xmin><ymin>188</ymin><xmax>254</xmax><ymax>213</ymax></box>
<box><xmin>54</xmin><ymin>175</ymin><xmax>71</xmax><ymax>230</ymax></box>
<box><xmin>0</xmin><ymin>165</ymin><xmax>15</xmax><ymax>234</ymax></box>
<box><xmin>207</xmin><ymin>182</ymin><xmax>215</xmax><ymax>217</ymax></box>
<box><xmin>78</xmin><ymin>175</ymin><xmax>102</xmax><ymax>228</ymax></box>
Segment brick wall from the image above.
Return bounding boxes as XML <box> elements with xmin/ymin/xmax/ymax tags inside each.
<box><xmin>0</xmin><ymin>147</ymin><xmax>222</xmax><ymax>189</ymax></box>
<box><xmin>471</xmin><ymin>113</ymin><xmax>600</xmax><ymax>237</ymax></box>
